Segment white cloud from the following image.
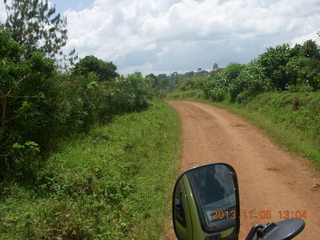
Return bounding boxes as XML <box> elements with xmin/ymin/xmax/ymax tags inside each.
<box><xmin>0</xmin><ymin>2</ymin><xmax>6</xmax><ymax>23</ymax></box>
<box><xmin>2</xmin><ymin>0</ymin><xmax>320</xmax><ymax>74</ymax></box>
<box><xmin>291</xmin><ymin>31</ymin><xmax>320</xmax><ymax>46</ymax></box>
<box><xmin>78</xmin><ymin>0</ymin><xmax>318</xmax><ymax>74</ymax></box>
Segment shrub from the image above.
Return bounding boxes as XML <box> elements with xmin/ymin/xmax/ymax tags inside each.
<box><xmin>257</xmin><ymin>44</ymin><xmax>291</xmax><ymax>90</ymax></box>
<box><xmin>109</xmin><ymin>73</ymin><xmax>152</xmax><ymax>113</ymax></box>
<box><xmin>285</xmin><ymin>56</ymin><xmax>320</xmax><ymax>90</ymax></box>
<box><xmin>229</xmin><ymin>61</ymin><xmax>271</xmax><ymax>102</ymax></box>
<box><xmin>73</xmin><ymin>55</ymin><xmax>119</xmax><ymax>81</ymax></box>
<box><xmin>0</xmin><ymin>30</ymin><xmax>55</xmax><ymax>180</ymax></box>
<box><xmin>0</xmin><ymin>31</ymin><xmax>153</xmax><ymax>181</ymax></box>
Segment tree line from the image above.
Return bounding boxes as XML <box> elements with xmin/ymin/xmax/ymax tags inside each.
<box><xmin>175</xmin><ymin>39</ymin><xmax>320</xmax><ymax>103</ymax></box>
<box><xmin>0</xmin><ymin>0</ymin><xmax>153</xmax><ymax>181</ymax></box>
<box><xmin>145</xmin><ymin>68</ymin><xmax>212</xmax><ymax>98</ymax></box>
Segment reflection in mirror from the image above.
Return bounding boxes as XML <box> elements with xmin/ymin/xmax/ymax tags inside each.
<box><xmin>187</xmin><ymin>164</ymin><xmax>237</xmax><ymax>231</ymax></box>
<box><xmin>172</xmin><ymin>163</ymin><xmax>240</xmax><ymax>240</ymax></box>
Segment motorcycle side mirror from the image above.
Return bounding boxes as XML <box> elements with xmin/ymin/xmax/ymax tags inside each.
<box><xmin>172</xmin><ymin>163</ymin><xmax>240</xmax><ymax>240</ymax></box>
<box><xmin>245</xmin><ymin>218</ymin><xmax>305</xmax><ymax>240</ymax></box>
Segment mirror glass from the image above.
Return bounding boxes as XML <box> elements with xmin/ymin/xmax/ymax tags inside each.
<box><xmin>187</xmin><ymin>164</ymin><xmax>237</xmax><ymax>230</ymax></box>
<box><xmin>173</xmin><ymin>163</ymin><xmax>240</xmax><ymax>240</ymax></box>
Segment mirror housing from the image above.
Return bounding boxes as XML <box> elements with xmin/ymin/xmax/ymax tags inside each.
<box><xmin>245</xmin><ymin>218</ymin><xmax>305</xmax><ymax>240</ymax></box>
<box><xmin>172</xmin><ymin>163</ymin><xmax>240</xmax><ymax>240</ymax></box>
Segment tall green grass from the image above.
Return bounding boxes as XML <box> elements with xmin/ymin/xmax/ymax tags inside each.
<box><xmin>0</xmin><ymin>101</ymin><xmax>181</xmax><ymax>240</ymax></box>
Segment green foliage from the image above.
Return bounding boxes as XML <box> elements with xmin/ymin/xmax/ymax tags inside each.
<box><xmin>109</xmin><ymin>73</ymin><xmax>152</xmax><ymax>112</ymax></box>
<box><xmin>285</xmin><ymin>56</ymin><xmax>320</xmax><ymax>90</ymax></box>
<box><xmin>166</xmin><ymin>89</ymin><xmax>205</xmax><ymax>100</ymax></box>
<box><xmin>146</xmin><ymin>70</ymin><xmax>211</xmax><ymax>98</ymax></box>
<box><xmin>47</xmin><ymin>74</ymin><xmax>111</xmax><ymax>134</ymax></box>
<box><xmin>201</xmin><ymin>63</ymin><xmax>245</xmax><ymax>102</ymax></box>
<box><xmin>256</xmin><ymin>44</ymin><xmax>291</xmax><ymax>90</ymax></box>
<box><xmin>73</xmin><ymin>55</ymin><xmax>119</xmax><ymax>81</ymax></box>
<box><xmin>256</xmin><ymin>40</ymin><xmax>320</xmax><ymax>90</ymax></box>
<box><xmin>178</xmin><ymin>77</ymin><xmax>204</xmax><ymax>91</ymax></box>
<box><xmin>0</xmin><ymin>31</ymin><xmax>153</xmax><ymax>181</ymax></box>
<box><xmin>220</xmin><ymin>63</ymin><xmax>245</xmax><ymax>86</ymax></box>
<box><xmin>171</xmin><ymin>39</ymin><xmax>320</xmax><ymax>104</ymax></box>
<box><xmin>211</xmin><ymin>91</ymin><xmax>320</xmax><ymax>169</ymax></box>
<box><xmin>202</xmin><ymin>77</ymin><xmax>226</xmax><ymax>102</ymax></box>
<box><xmin>0</xmin><ymin>101</ymin><xmax>181</xmax><ymax>240</ymax></box>
<box><xmin>207</xmin><ymin>88</ymin><xmax>226</xmax><ymax>102</ymax></box>
<box><xmin>145</xmin><ymin>73</ymin><xmax>178</xmax><ymax>98</ymax></box>
<box><xmin>229</xmin><ymin>61</ymin><xmax>272</xmax><ymax>102</ymax></box>
<box><xmin>0</xmin><ymin>29</ymin><xmax>55</xmax><ymax>180</ymax></box>
<box><xmin>3</xmin><ymin>0</ymin><xmax>67</xmax><ymax>58</ymax></box>
<box><xmin>242</xmin><ymin>92</ymin><xmax>320</xmax><ymax>163</ymax></box>
<box><xmin>0</xmin><ymin>30</ymin><xmax>22</xmax><ymax>60</ymax></box>
<box><xmin>286</xmin><ymin>84</ymin><xmax>314</xmax><ymax>93</ymax></box>
<box><xmin>290</xmin><ymin>40</ymin><xmax>320</xmax><ymax>60</ymax></box>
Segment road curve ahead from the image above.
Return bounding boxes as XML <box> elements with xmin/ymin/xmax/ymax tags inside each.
<box><xmin>169</xmin><ymin>101</ymin><xmax>320</xmax><ymax>239</ymax></box>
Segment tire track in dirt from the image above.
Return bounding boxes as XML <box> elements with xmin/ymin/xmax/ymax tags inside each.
<box><xmin>168</xmin><ymin>101</ymin><xmax>320</xmax><ymax>239</ymax></box>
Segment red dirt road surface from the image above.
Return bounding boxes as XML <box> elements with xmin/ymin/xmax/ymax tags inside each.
<box><xmin>168</xmin><ymin>101</ymin><xmax>320</xmax><ymax>239</ymax></box>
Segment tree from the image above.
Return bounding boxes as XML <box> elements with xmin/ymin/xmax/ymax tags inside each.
<box><xmin>73</xmin><ymin>56</ymin><xmax>119</xmax><ymax>81</ymax></box>
<box><xmin>0</xmin><ymin>29</ymin><xmax>55</xmax><ymax>179</ymax></box>
<box><xmin>290</xmin><ymin>40</ymin><xmax>320</xmax><ymax>59</ymax></box>
<box><xmin>230</xmin><ymin>61</ymin><xmax>272</xmax><ymax>102</ymax></box>
<box><xmin>3</xmin><ymin>0</ymin><xmax>67</xmax><ymax>58</ymax></box>
<box><xmin>145</xmin><ymin>73</ymin><xmax>159</xmax><ymax>89</ymax></box>
<box><xmin>221</xmin><ymin>63</ymin><xmax>245</xmax><ymax>86</ymax></box>
<box><xmin>297</xmin><ymin>40</ymin><xmax>320</xmax><ymax>59</ymax></box>
<box><xmin>0</xmin><ymin>30</ymin><xmax>55</xmax><ymax>132</ymax></box>
<box><xmin>212</xmin><ymin>63</ymin><xmax>219</xmax><ymax>71</ymax></box>
<box><xmin>285</xmin><ymin>56</ymin><xmax>320</xmax><ymax>90</ymax></box>
<box><xmin>257</xmin><ymin>44</ymin><xmax>291</xmax><ymax>90</ymax></box>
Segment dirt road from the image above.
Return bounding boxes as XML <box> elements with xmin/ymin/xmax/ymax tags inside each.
<box><xmin>169</xmin><ymin>101</ymin><xmax>320</xmax><ymax>239</ymax></box>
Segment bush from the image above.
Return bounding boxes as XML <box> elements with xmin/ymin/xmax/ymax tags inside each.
<box><xmin>0</xmin><ymin>30</ymin><xmax>55</xmax><ymax>180</ymax></box>
<box><xmin>73</xmin><ymin>55</ymin><xmax>119</xmax><ymax>81</ymax></box>
<box><xmin>0</xmin><ymin>101</ymin><xmax>180</xmax><ymax>240</ymax></box>
<box><xmin>257</xmin><ymin>44</ymin><xmax>291</xmax><ymax>90</ymax></box>
<box><xmin>178</xmin><ymin>77</ymin><xmax>204</xmax><ymax>91</ymax></box>
<box><xmin>207</xmin><ymin>88</ymin><xmax>226</xmax><ymax>102</ymax></box>
<box><xmin>0</xmin><ymin>31</ymin><xmax>153</xmax><ymax>181</ymax></box>
<box><xmin>285</xmin><ymin>56</ymin><xmax>320</xmax><ymax>90</ymax></box>
<box><xmin>221</xmin><ymin>63</ymin><xmax>245</xmax><ymax>86</ymax></box>
<box><xmin>230</xmin><ymin>61</ymin><xmax>272</xmax><ymax>102</ymax></box>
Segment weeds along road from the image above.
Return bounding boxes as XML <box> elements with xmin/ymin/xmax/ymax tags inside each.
<box><xmin>169</xmin><ymin>101</ymin><xmax>320</xmax><ymax>240</ymax></box>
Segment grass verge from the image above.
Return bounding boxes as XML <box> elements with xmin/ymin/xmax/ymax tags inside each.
<box><xmin>214</xmin><ymin>93</ymin><xmax>320</xmax><ymax>168</ymax></box>
<box><xmin>0</xmin><ymin>101</ymin><xmax>181</xmax><ymax>240</ymax></box>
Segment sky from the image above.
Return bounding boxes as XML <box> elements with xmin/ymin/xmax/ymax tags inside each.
<box><xmin>1</xmin><ymin>0</ymin><xmax>320</xmax><ymax>75</ymax></box>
